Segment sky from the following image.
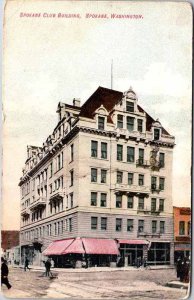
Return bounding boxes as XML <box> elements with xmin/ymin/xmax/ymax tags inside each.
<box><xmin>2</xmin><ymin>1</ymin><xmax>192</xmax><ymax>230</ymax></box>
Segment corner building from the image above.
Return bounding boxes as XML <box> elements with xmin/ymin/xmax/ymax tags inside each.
<box><xmin>19</xmin><ymin>87</ymin><xmax>175</xmax><ymax>267</ymax></box>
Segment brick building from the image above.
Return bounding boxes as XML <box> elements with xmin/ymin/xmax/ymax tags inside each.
<box><xmin>1</xmin><ymin>230</ymin><xmax>20</xmax><ymax>251</ymax></box>
<box><xmin>19</xmin><ymin>86</ymin><xmax>175</xmax><ymax>267</ymax></box>
<box><xmin>173</xmin><ymin>206</ymin><xmax>191</xmax><ymax>262</ymax></box>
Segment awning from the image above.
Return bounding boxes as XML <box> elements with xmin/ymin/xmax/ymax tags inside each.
<box><xmin>64</xmin><ymin>238</ymin><xmax>85</xmax><ymax>254</ymax></box>
<box><xmin>82</xmin><ymin>238</ymin><xmax>119</xmax><ymax>255</ymax></box>
<box><xmin>42</xmin><ymin>238</ymin><xmax>74</xmax><ymax>256</ymax></box>
<box><xmin>117</xmin><ymin>239</ymin><xmax>150</xmax><ymax>245</ymax></box>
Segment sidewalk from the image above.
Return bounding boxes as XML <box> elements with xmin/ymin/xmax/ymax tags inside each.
<box><xmin>12</xmin><ymin>264</ymin><xmax>175</xmax><ymax>273</ymax></box>
<box><xmin>166</xmin><ymin>280</ymin><xmax>189</xmax><ymax>290</ymax></box>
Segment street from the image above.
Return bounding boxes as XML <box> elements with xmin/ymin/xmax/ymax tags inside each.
<box><xmin>1</xmin><ymin>267</ymin><xmax>188</xmax><ymax>299</ymax></box>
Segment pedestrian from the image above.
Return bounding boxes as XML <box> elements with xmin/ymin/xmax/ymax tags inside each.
<box><xmin>1</xmin><ymin>257</ymin><xmax>12</xmax><ymax>289</ymax></box>
<box><xmin>24</xmin><ymin>257</ymin><xmax>30</xmax><ymax>271</ymax></box>
<box><xmin>45</xmin><ymin>258</ymin><xmax>52</xmax><ymax>277</ymax></box>
<box><xmin>176</xmin><ymin>257</ymin><xmax>182</xmax><ymax>278</ymax></box>
<box><xmin>50</xmin><ymin>258</ymin><xmax>54</xmax><ymax>268</ymax></box>
<box><xmin>179</xmin><ymin>258</ymin><xmax>184</xmax><ymax>282</ymax></box>
<box><xmin>183</xmin><ymin>257</ymin><xmax>190</xmax><ymax>283</ymax></box>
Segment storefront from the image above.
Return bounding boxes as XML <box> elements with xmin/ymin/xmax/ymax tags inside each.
<box><xmin>116</xmin><ymin>239</ymin><xmax>150</xmax><ymax>267</ymax></box>
<box><xmin>174</xmin><ymin>243</ymin><xmax>191</xmax><ymax>262</ymax></box>
<box><xmin>147</xmin><ymin>242</ymin><xmax>170</xmax><ymax>265</ymax></box>
<box><xmin>43</xmin><ymin>237</ymin><xmax>119</xmax><ymax>268</ymax></box>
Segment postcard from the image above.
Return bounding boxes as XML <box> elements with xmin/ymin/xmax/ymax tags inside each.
<box><xmin>1</xmin><ymin>0</ymin><xmax>192</xmax><ymax>299</ymax></box>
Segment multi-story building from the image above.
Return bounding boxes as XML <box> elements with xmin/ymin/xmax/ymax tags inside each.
<box><xmin>173</xmin><ymin>206</ymin><xmax>191</xmax><ymax>262</ymax></box>
<box><xmin>19</xmin><ymin>86</ymin><xmax>175</xmax><ymax>267</ymax></box>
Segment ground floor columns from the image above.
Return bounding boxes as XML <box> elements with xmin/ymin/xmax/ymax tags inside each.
<box><xmin>170</xmin><ymin>242</ymin><xmax>174</xmax><ymax>265</ymax></box>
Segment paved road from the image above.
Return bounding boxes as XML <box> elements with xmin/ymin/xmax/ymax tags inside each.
<box><xmin>1</xmin><ymin>267</ymin><xmax>188</xmax><ymax>299</ymax></box>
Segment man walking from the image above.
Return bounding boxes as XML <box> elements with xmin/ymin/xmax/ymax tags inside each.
<box><xmin>1</xmin><ymin>257</ymin><xmax>12</xmax><ymax>289</ymax></box>
<box><xmin>45</xmin><ymin>258</ymin><xmax>52</xmax><ymax>277</ymax></box>
<box><xmin>24</xmin><ymin>257</ymin><xmax>30</xmax><ymax>271</ymax></box>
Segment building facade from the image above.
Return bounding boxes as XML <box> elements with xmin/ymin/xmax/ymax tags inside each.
<box><xmin>173</xmin><ymin>206</ymin><xmax>191</xmax><ymax>262</ymax></box>
<box><xmin>19</xmin><ymin>86</ymin><xmax>175</xmax><ymax>267</ymax></box>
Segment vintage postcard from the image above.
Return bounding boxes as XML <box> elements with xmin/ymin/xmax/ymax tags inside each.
<box><xmin>1</xmin><ymin>0</ymin><xmax>192</xmax><ymax>299</ymax></box>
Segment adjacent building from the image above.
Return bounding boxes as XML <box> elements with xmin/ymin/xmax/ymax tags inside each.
<box><xmin>173</xmin><ymin>206</ymin><xmax>191</xmax><ymax>262</ymax></box>
<box><xmin>19</xmin><ymin>86</ymin><xmax>175</xmax><ymax>267</ymax></box>
<box><xmin>1</xmin><ymin>230</ymin><xmax>20</xmax><ymax>252</ymax></box>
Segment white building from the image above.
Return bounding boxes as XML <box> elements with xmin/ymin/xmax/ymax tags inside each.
<box><xmin>19</xmin><ymin>86</ymin><xmax>175</xmax><ymax>267</ymax></box>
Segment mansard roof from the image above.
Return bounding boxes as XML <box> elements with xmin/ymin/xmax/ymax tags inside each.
<box><xmin>79</xmin><ymin>86</ymin><xmax>170</xmax><ymax>135</ymax></box>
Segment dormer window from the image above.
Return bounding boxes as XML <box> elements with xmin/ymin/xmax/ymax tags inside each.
<box><xmin>154</xmin><ymin>128</ymin><xmax>160</xmax><ymax>140</ymax></box>
<box><xmin>126</xmin><ymin>101</ymin><xmax>134</xmax><ymax>112</ymax></box>
<box><xmin>117</xmin><ymin>114</ymin><xmax>123</xmax><ymax>128</ymax></box>
<box><xmin>127</xmin><ymin>116</ymin><xmax>134</xmax><ymax>131</ymax></box>
<box><xmin>98</xmin><ymin>116</ymin><xmax>105</xmax><ymax>130</ymax></box>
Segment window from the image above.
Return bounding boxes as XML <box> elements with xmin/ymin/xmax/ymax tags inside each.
<box><xmin>137</xmin><ymin>119</ymin><xmax>143</xmax><ymax>132</ymax></box>
<box><xmin>179</xmin><ymin>221</ymin><xmax>185</xmax><ymax>235</ymax></box>
<box><xmin>61</xmin><ymin>220</ymin><xmax>64</xmax><ymax>234</ymax></box>
<box><xmin>70</xmin><ymin>170</ymin><xmax>74</xmax><ymax>186</ymax></box>
<box><xmin>101</xmin><ymin>217</ymin><xmax>107</xmax><ymax>230</ymax></box>
<box><xmin>152</xmin><ymin>221</ymin><xmax>157</xmax><ymax>233</ymax></box>
<box><xmin>151</xmin><ymin>198</ymin><xmax>157</xmax><ymax>212</ymax></box>
<box><xmin>138</xmin><ymin>220</ymin><xmax>144</xmax><ymax>232</ymax></box>
<box><xmin>116</xmin><ymin>218</ymin><xmax>122</xmax><ymax>231</ymax></box>
<box><xmin>138</xmin><ymin>174</ymin><xmax>144</xmax><ymax>186</ymax></box>
<box><xmin>127</xmin><ymin>146</ymin><xmax>135</xmax><ymax>162</ymax></box>
<box><xmin>117</xmin><ymin>171</ymin><xmax>123</xmax><ymax>184</ymax></box>
<box><xmin>127</xmin><ymin>116</ymin><xmax>134</xmax><ymax>131</ymax></box>
<box><xmin>98</xmin><ymin>116</ymin><xmax>105</xmax><ymax>130</ymax></box>
<box><xmin>127</xmin><ymin>219</ymin><xmax>134</xmax><ymax>232</ymax></box>
<box><xmin>138</xmin><ymin>149</ymin><xmax>144</xmax><ymax>164</ymax></box>
<box><xmin>138</xmin><ymin>197</ymin><xmax>144</xmax><ymax>210</ymax></box>
<box><xmin>117</xmin><ymin>144</ymin><xmax>123</xmax><ymax>161</ymax></box>
<box><xmin>151</xmin><ymin>176</ymin><xmax>157</xmax><ymax>190</ymax></box>
<box><xmin>159</xmin><ymin>199</ymin><xmax>164</xmax><ymax>211</ymax></box>
<box><xmin>69</xmin><ymin>218</ymin><xmax>72</xmax><ymax>232</ymax></box>
<box><xmin>91</xmin><ymin>192</ymin><xmax>97</xmax><ymax>206</ymax></box>
<box><xmin>91</xmin><ymin>217</ymin><xmax>98</xmax><ymax>230</ymax></box>
<box><xmin>101</xmin><ymin>169</ymin><xmax>107</xmax><ymax>183</ymax></box>
<box><xmin>154</xmin><ymin>128</ymin><xmax>160</xmax><ymax>140</ymax></box>
<box><xmin>70</xmin><ymin>193</ymin><xmax>73</xmax><ymax>208</ymax></box>
<box><xmin>128</xmin><ymin>173</ymin><xmax>133</xmax><ymax>185</ymax></box>
<box><xmin>159</xmin><ymin>153</ymin><xmax>165</xmax><ymax>168</ymax></box>
<box><xmin>49</xmin><ymin>184</ymin><xmax>52</xmax><ymax>194</ymax></box>
<box><xmin>188</xmin><ymin>221</ymin><xmax>191</xmax><ymax>236</ymax></box>
<box><xmin>50</xmin><ymin>162</ymin><xmax>53</xmax><ymax>178</ymax></box>
<box><xmin>91</xmin><ymin>141</ymin><xmax>98</xmax><ymax>157</ymax></box>
<box><xmin>126</xmin><ymin>101</ymin><xmax>134</xmax><ymax>112</ymax></box>
<box><xmin>57</xmin><ymin>154</ymin><xmax>61</xmax><ymax>170</ymax></box>
<box><xmin>70</xmin><ymin>144</ymin><xmax>74</xmax><ymax>161</ymax></box>
<box><xmin>117</xmin><ymin>114</ymin><xmax>123</xmax><ymax>128</ymax></box>
<box><xmin>101</xmin><ymin>142</ymin><xmax>107</xmax><ymax>159</ymax></box>
<box><xmin>159</xmin><ymin>177</ymin><xmax>165</xmax><ymax>190</ymax></box>
<box><xmin>127</xmin><ymin>195</ymin><xmax>133</xmax><ymax>208</ymax></box>
<box><xmin>91</xmin><ymin>168</ymin><xmax>97</xmax><ymax>182</ymax></box>
<box><xmin>116</xmin><ymin>195</ymin><xmax>122</xmax><ymax>208</ymax></box>
<box><xmin>160</xmin><ymin>221</ymin><xmax>165</xmax><ymax>234</ymax></box>
<box><xmin>100</xmin><ymin>193</ymin><xmax>107</xmax><ymax>207</ymax></box>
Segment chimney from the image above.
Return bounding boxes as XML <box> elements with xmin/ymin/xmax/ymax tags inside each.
<box><xmin>73</xmin><ymin>98</ymin><xmax>81</xmax><ymax>107</ymax></box>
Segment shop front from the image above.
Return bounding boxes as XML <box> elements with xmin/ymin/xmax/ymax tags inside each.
<box><xmin>116</xmin><ymin>239</ymin><xmax>150</xmax><ymax>267</ymax></box>
<box><xmin>43</xmin><ymin>237</ymin><xmax>119</xmax><ymax>268</ymax></box>
<box><xmin>147</xmin><ymin>242</ymin><xmax>170</xmax><ymax>265</ymax></box>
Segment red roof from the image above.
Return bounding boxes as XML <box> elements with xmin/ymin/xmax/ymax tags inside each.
<box><xmin>42</xmin><ymin>238</ymin><xmax>74</xmax><ymax>256</ymax></box>
<box><xmin>79</xmin><ymin>86</ymin><xmax>170</xmax><ymax>135</ymax></box>
<box><xmin>82</xmin><ymin>238</ymin><xmax>119</xmax><ymax>255</ymax></box>
<box><xmin>117</xmin><ymin>239</ymin><xmax>150</xmax><ymax>245</ymax></box>
<box><xmin>64</xmin><ymin>238</ymin><xmax>85</xmax><ymax>254</ymax></box>
<box><xmin>79</xmin><ymin>86</ymin><xmax>123</xmax><ymax>124</ymax></box>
